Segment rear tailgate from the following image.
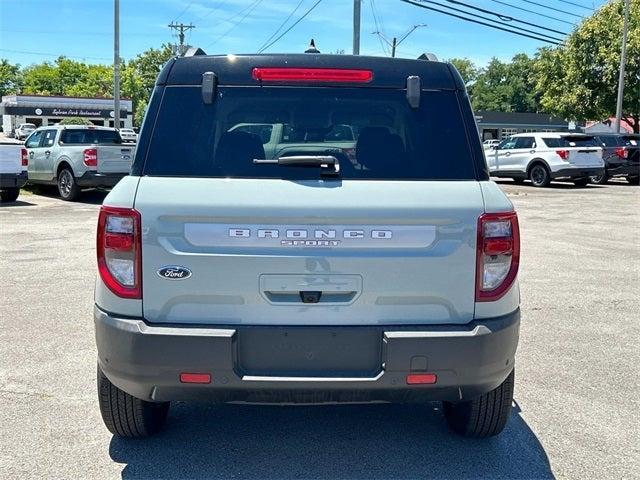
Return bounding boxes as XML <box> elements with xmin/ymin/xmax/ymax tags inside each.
<box><xmin>97</xmin><ymin>145</ymin><xmax>134</xmax><ymax>174</ymax></box>
<box><xmin>135</xmin><ymin>178</ymin><xmax>484</xmax><ymax>326</ymax></box>
<box><xmin>0</xmin><ymin>143</ymin><xmax>23</xmax><ymax>175</ymax></box>
<box><xmin>560</xmin><ymin>135</ymin><xmax>603</xmax><ymax>167</ymax></box>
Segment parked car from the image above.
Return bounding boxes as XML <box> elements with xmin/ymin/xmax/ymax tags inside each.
<box><xmin>487</xmin><ymin>132</ymin><xmax>604</xmax><ymax>187</ymax></box>
<box><xmin>118</xmin><ymin>128</ymin><xmax>138</xmax><ymax>144</ymax></box>
<box><xmin>14</xmin><ymin>123</ymin><xmax>36</xmax><ymax>140</ymax></box>
<box><xmin>483</xmin><ymin>139</ymin><xmax>500</xmax><ymax>150</ymax></box>
<box><xmin>24</xmin><ymin>125</ymin><xmax>133</xmax><ymax>200</ymax></box>
<box><xmin>590</xmin><ymin>133</ymin><xmax>639</xmax><ymax>185</ymax></box>
<box><xmin>95</xmin><ymin>53</ymin><xmax>521</xmax><ymax>439</ymax></box>
<box><xmin>230</xmin><ymin>122</ymin><xmax>356</xmax><ymax>161</ymax></box>
<box><xmin>0</xmin><ymin>142</ymin><xmax>28</xmax><ymax>202</ymax></box>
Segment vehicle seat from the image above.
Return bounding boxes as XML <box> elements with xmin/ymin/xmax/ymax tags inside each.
<box><xmin>356</xmin><ymin>127</ymin><xmax>404</xmax><ymax>175</ymax></box>
<box><xmin>215</xmin><ymin>131</ymin><xmax>266</xmax><ymax>175</ymax></box>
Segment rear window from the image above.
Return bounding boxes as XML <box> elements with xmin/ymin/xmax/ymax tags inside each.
<box><xmin>142</xmin><ymin>86</ymin><xmax>477</xmax><ymax>180</ymax></box>
<box><xmin>598</xmin><ymin>136</ymin><xmax>623</xmax><ymax>147</ymax></box>
<box><xmin>59</xmin><ymin>129</ymin><xmax>122</xmax><ymax>145</ymax></box>
<box><xmin>542</xmin><ymin>136</ymin><xmax>598</xmax><ymax>148</ymax></box>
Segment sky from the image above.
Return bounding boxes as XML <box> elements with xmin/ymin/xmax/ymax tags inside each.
<box><xmin>0</xmin><ymin>0</ymin><xmax>608</xmax><ymax>68</ymax></box>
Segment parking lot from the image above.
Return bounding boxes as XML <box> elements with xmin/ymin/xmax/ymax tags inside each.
<box><xmin>0</xmin><ymin>180</ymin><xmax>638</xmax><ymax>479</ymax></box>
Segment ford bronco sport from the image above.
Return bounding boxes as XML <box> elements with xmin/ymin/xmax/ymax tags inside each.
<box><xmin>94</xmin><ymin>53</ymin><xmax>521</xmax><ymax>438</ymax></box>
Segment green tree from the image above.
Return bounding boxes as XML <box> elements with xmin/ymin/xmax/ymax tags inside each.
<box><xmin>535</xmin><ymin>0</ymin><xmax>639</xmax><ymax>132</ymax></box>
<box><xmin>471</xmin><ymin>54</ymin><xmax>540</xmax><ymax>112</ymax></box>
<box><xmin>448</xmin><ymin>57</ymin><xmax>478</xmax><ymax>87</ymax></box>
<box><xmin>0</xmin><ymin>59</ymin><xmax>22</xmax><ymax>97</ymax></box>
<box><xmin>59</xmin><ymin>117</ymin><xmax>93</xmax><ymax>125</ymax></box>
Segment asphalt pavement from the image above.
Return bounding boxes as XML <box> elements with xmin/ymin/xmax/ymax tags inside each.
<box><xmin>0</xmin><ymin>180</ymin><xmax>638</xmax><ymax>479</ymax></box>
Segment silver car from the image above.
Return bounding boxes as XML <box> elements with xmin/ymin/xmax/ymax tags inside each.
<box><xmin>24</xmin><ymin>125</ymin><xmax>133</xmax><ymax>200</ymax></box>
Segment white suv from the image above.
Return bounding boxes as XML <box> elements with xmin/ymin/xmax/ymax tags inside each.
<box><xmin>487</xmin><ymin>132</ymin><xmax>604</xmax><ymax>187</ymax></box>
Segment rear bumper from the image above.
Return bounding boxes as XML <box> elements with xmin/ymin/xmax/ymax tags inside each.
<box><xmin>95</xmin><ymin>306</ymin><xmax>520</xmax><ymax>404</ymax></box>
<box><xmin>551</xmin><ymin>167</ymin><xmax>604</xmax><ymax>179</ymax></box>
<box><xmin>76</xmin><ymin>171</ymin><xmax>127</xmax><ymax>188</ymax></box>
<box><xmin>606</xmin><ymin>163</ymin><xmax>640</xmax><ymax>177</ymax></box>
<box><xmin>0</xmin><ymin>171</ymin><xmax>27</xmax><ymax>188</ymax></box>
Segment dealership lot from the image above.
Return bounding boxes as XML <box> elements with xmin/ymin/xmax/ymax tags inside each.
<box><xmin>0</xmin><ymin>181</ymin><xmax>638</xmax><ymax>479</ymax></box>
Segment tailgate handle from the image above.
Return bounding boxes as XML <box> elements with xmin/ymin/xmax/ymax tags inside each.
<box><xmin>265</xmin><ymin>290</ymin><xmax>357</xmax><ymax>304</ymax></box>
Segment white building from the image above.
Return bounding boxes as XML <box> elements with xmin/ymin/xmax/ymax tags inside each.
<box><xmin>1</xmin><ymin>94</ymin><xmax>133</xmax><ymax>135</ymax></box>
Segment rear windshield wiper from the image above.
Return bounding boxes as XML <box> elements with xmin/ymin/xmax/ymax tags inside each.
<box><xmin>253</xmin><ymin>155</ymin><xmax>340</xmax><ymax>176</ymax></box>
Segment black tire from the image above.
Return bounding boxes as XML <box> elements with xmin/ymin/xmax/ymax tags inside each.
<box><xmin>57</xmin><ymin>167</ymin><xmax>80</xmax><ymax>201</ymax></box>
<box><xmin>0</xmin><ymin>187</ymin><xmax>20</xmax><ymax>202</ymax></box>
<box><xmin>573</xmin><ymin>178</ymin><xmax>589</xmax><ymax>187</ymax></box>
<box><xmin>626</xmin><ymin>175</ymin><xmax>640</xmax><ymax>185</ymax></box>
<box><xmin>97</xmin><ymin>365</ymin><xmax>170</xmax><ymax>438</ymax></box>
<box><xmin>528</xmin><ymin>164</ymin><xmax>551</xmax><ymax>187</ymax></box>
<box><xmin>590</xmin><ymin>172</ymin><xmax>608</xmax><ymax>185</ymax></box>
<box><xmin>443</xmin><ymin>369</ymin><xmax>514</xmax><ymax>438</ymax></box>
<box><xmin>512</xmin><ymin>178</ymin><xmax>525</xmax><ymax>185</ymax></box>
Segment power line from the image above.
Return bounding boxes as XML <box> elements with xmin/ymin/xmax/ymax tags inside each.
<box><xmin>174</xmin><ymin>1</ymin><xmax>195</xmax><ymax>21</ymax></box>
<box><xmin>399</xmin><ymin>0</ymin><xmax>562</xmax><ymax>45</ymax></box>
<box><xmin>488</xmin><ymin>0</ymin><xmax>576</xmax><ymax>26</ymax></box>
<box><xmin>204</xmin><ymin>0</ymin><xmax>264</xmax><ymax>49</ymax></box>
<box><xmin>521</xmin><ymin>0</ymin><xmax>584</xmax><ymax>18</ymax></box>
<box><xmin>370</xmin><ymin>0</ymin><xmax>389</xmax><ymax>55</ymax></box>
<box><xmin>0</xmin><ymin>48</ymin><xmax>111</xmax><ymax>61</ymax></box>
<box><xmin>553</xmin><ymin>0</ymin><xmax>593</xmax><ymax>11</ymax></box>
<box><xmin>411</xmin><ymin>0</ymin><xmax>564</xmax><ymax>43</ymax></box>
<box><xmin>257</xmin><ymin>0</ymin><xmax>306</xmax><ymax>53</ymax></box>
<box><xmin>258</xmin><ymin>0</ymin><xmax>324</xmax><ymax>53</ymax></box>
<box><xmin>441</xmin><ymin>0</ymin><xmax>569</xmax><ymax>36</ymax></box>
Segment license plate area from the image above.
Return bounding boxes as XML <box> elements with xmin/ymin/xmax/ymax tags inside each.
<box><xmin>236</xmin><ymin>327</ymin><xmax>383</xmax><ymax>378</ymax></box>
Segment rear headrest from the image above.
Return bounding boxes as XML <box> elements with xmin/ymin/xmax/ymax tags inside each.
<box><xmin>356</xmin><ymin>127</ymin><xmax>404</xmax><ymax>173</ymax></box>
<box><xmin>215</xmin><ymin>130</ymin><xmax>265</xmax><ymax>174</ymax></box>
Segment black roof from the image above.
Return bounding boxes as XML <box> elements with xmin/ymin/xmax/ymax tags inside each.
<box><xmin>157</xmin><ymin>54</ymin><xmax>464</xmax><ymax>91</ymax></box>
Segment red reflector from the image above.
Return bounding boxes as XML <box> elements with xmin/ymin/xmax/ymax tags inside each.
<box><xmin>180</xmin><ymin>373</ymin><xmax>211</xmax><ymax>384</ymax></box>
<box><xmin>484</xmin><ymin>238</ymin><xmax>513</xmax><ymax>255</ymax></box>
<box><xmin>252</xmin><ymin>67</ymin><xmax>373</xmax><ymax>83</ymax></box>
<box><xmin>21</xmin><ymin>148</ymin><xmax>28</xmax><ymax>166</ymax></box>
<box><xmin>104</xmin><ymin>232</ymin><xmax>134</xmax><ymax>250</ymax></box>
<box><xmin>406</xmin><ymin>373</ymin><xmax>437</xmax><ymax>385</ymax></box>
<box><xmin>555</xmin><ymin>149</ymin><xmax>570</xmax><ymax>160</ymax></box>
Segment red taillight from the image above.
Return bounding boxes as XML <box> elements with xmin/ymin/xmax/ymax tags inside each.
<box><xmin>21</xmin><ymin>148</ymin><xmax>28</xmax><ymax>167</ymax></box>
<box><xmin>406</xmin><ymin>373</ymin><xmax>437</xmax><ymax>385</ymax></box>
<box><xmin>180</xmin><ymin>373</ymin><xmax>211</xmax><ymax>384</ymax></box>
<box><xmin>614</xmin><ymin>147</ymin><xmax>628</xmax><ymax>159</ymax></box>
<box><xmin>476</xmin><ymin>212</ymin><xmax>520</xmax><ymax>302</ymax></box>
<box><xmin>556</xmin><ymin>149</ymin><xmax>570</xmax><ymax>160</ymax></box>
<box><xmin>97</xmin><ymin>206</ymin><xmax>141</xmax><ymax>299</ymax></box>
<box><xmin>252</xmin><ymin>67</ymin><xmax>373</xmax><ymax>83</ymax></box>
<box><xmin>83</xmin><ymin>148</ymin><xmax>98</xmax><ymax>167</ymax></box>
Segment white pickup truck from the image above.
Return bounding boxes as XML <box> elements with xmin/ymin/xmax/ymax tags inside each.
<box><xmin>0</xmin><ymin>142</ymin><xmax>27</xmax><ymax>202</ymax></box>
<box><xmin>24</xmin><ymin>125</ymin><xmax>133</xmax><ymax>200</ymax></box>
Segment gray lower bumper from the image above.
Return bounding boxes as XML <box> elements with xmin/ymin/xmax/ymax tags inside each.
<box><xmin>76</xmin><ymin>171</ymin><xmax>127</xmax><ymax>187</ymax></box>
<box><xmin>0</xmin><ymin>171</ymin><xmax>27</xmax><ymax>188</ymax></box>
<box><xmin>551</xmin><ymin>167</ymin><xmax>604</xmax><ymax>179</ymax></box>
<box><xmin>94</xmin><ymin>306</ymin><xmax>520</xmax><ymax>404</ymax></box>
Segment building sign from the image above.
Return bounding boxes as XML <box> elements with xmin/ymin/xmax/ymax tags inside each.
<box><xmin>3</xmin><ymin>106</ymin><xmax>128</xmax><ymax>118</ymax></box>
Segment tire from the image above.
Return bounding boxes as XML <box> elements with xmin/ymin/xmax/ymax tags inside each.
<box><xmin>0</xmin><ymin>187</ymin><xmax>20</xmax><ymax>203</ymax></box>
<box><xmin>443</xmin><ymin>369</ymin><xmax>514</xmax><ymax>438</ymax></box>
<box><xmin>528</xmin><ymin>164</ymin><xmax>550</xmax><ymax>187</ymax></box>
<box><xmin>626</xmin><ymin>175</ymin><xmax>640</xmax><ymax>185</ymax></box>
<box><xmin>57</xmin><ymin>167</ymin><xmax>80</xmax><ymax>201</ymax></box>
<box><xmin>573</xmin><ymin>178</ymin><xmax>589</xmax><ymax>187</ymax></box>
<box><xmin>590</xmin><ymin>172</ymin><xmax>608</xmax><ymax>185</ymax></box>
<box><xmin>97</xmin><ymin>365</ymin><xmax>170</xmax><ymax>438</ymax></box>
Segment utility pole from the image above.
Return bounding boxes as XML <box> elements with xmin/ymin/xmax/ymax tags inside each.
<box><xmin>353</xmin><ymin>0</ymin><xmax>361</xmax><ymax>55</ymax></box>
<box><xmin>614</xmin><ymin>0</ymin><xmax>630</xmax><ymax>133</ymax></box>
<box><xmin>114</xmin><ymin>0</ymin><xmax>120</xmax><ymax>130</ymax></box>
<box><xmin>372</xmin><ymin>24</ymin><xmax>426</xmax><ymax>58</ymax></box>
<box><xmin>168</xmin><ymin>22</ymin><xmax>195</xmax><ymax>56</ymax></box>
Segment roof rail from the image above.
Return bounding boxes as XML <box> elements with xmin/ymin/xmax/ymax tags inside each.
<box><xmin>418</xmin><ymin>52</ymin><xmax>439</xmax><ymax>62</ymax></box>
<box><xmin>184</xmin><ymin>47</ymin><xmax>206</xmax><ymax>57</ymax></box>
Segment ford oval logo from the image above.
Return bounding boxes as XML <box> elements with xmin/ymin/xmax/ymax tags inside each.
<box><xmin>157</xmin><ymin>266</ymin><xmax>192</xmax><ymax>280</ymax></box>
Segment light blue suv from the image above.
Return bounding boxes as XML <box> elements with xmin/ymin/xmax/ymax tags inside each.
<box><xmin>94</xmin><ymin>52</ymin><xmax>521</xmax><ymax>438</ymax></box>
